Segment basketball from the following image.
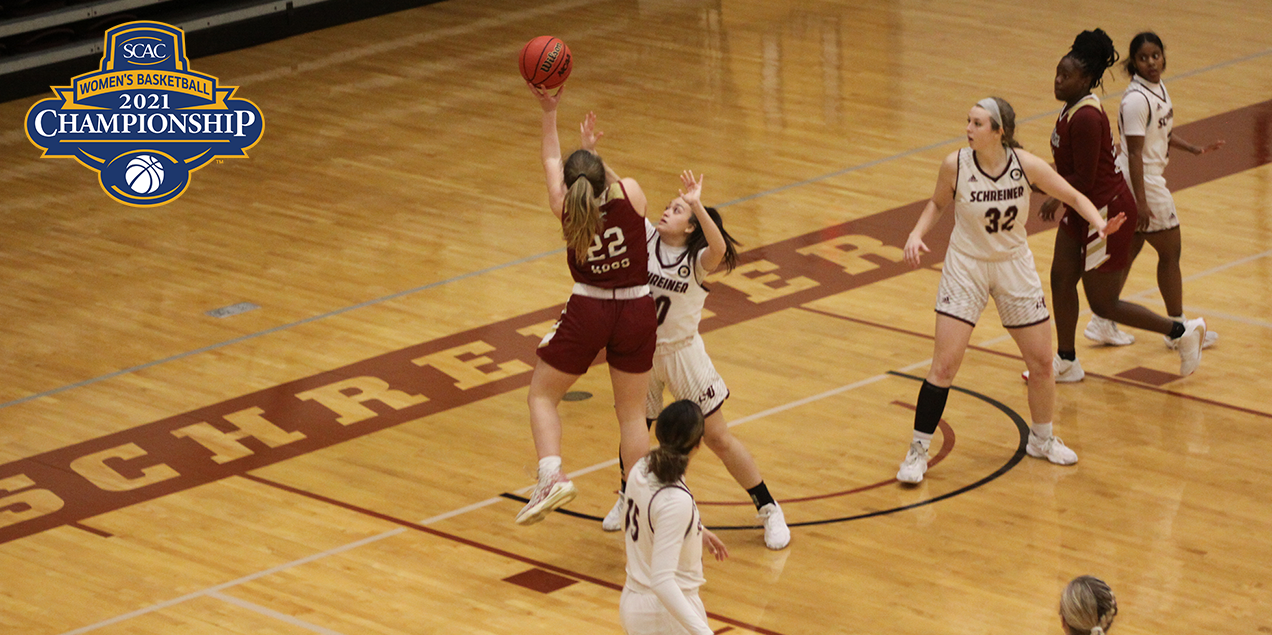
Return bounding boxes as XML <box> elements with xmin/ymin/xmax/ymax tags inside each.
<box><xmin>519</xmin><ymin>35</ymin><xmax>572</xmax><ymax>89</ymax></box>
<box><xmin>125</xmin><ymin>154</ymin><xmax>164</xmax><ymax>194</ymax></box>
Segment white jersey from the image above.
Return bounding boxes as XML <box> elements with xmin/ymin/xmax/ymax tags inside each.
<box><xmin>1118</xmin><ymin>75</ymin><xmax>1173</xmax><ymax>175</ymax></box>
<box><xmin>622</xmin><ymin>456</ymin><xmax>710</xmax><ymax>635</ymax></box>
<box><xmin>949</xmin><ymin>147</ymin><xmax>1033</xmax><ymax>261</ymax></box>
<box><xmin>646</xmin><ymin>220</ymin><xmax>711</xmax><ymax>344</ymax></box>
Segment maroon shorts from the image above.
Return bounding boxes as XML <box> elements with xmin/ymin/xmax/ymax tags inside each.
<box><xmin>537</xmin><ymin>294</ymin><xmax>656</xmax><ymax>375</ymax></box>
<box><xmin>1059</xmin><ymin>193</ymin><xmax>1138</xmax><ymax>273</ymax></box>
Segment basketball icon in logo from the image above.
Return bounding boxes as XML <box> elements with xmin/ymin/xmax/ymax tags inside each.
<box><xmin>126</xmin><ymin>154</ymin><xmax>164</xmax><ymax>194</ymax></box>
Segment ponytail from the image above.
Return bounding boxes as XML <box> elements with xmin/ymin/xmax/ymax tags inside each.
<box><xmin>1060</xmin><ymin>575</ymin><xmax>1118</xmax><ymax>635</ymax></box>
<box><xmin>685</xmin><ymin>206</ymin><xmax>742</xmax><ymax>274</ymax></box>
<box><xmin>990</xmin><ymin>97</ymin><xmax>1022</xmax><ymax>149</ymax></box>
<box><xmin>645</xmin><ymin>400</ymin><xmax>705</xmax><ymax>484</ymax></box>
<box><xmin>561</xmin><ymin>149</ymin><xmax>607</xmax><ymax>262</ymax></box>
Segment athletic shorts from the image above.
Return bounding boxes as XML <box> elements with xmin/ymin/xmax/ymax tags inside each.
<box><xmin>537</xmin><ymin>294</ymin><xmax>656</xmax><ymax>375</ymax></box>
<box><xmin>645</xmin><ymin>334</ymin><xmax>729</xmax><ymax>420</ymax></box>
<box><xmin>619</xmin><ymin>586</ymin><xmax>708</xmax><ymax>635</ymax></box>
<box><xmin>1136</xmin><ymin>172</ymin><xmax>1180</xmax><ymax>233</ymax></box>
<box><xmin>935</xmin><ymin>248</ymin><xmax>1049</xmax><ymax>328</ymax></box>
<box><xmin>1059</xmin><ymin>192</ymin><xmax>1139</xmax><ymax>272</ymax></box>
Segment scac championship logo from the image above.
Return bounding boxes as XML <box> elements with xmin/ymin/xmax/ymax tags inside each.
<box><xmin>24</xmin><ymin>21</ymin><xmax>262</xmax><ymax>206</ymax></box>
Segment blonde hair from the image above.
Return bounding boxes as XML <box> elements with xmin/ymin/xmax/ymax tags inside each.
<box><xmin>562</xmin><ymin>149</ymin><xmax>607</xmax><ymax>262</ymax></box>
<box><xmin>1061</xmin><ymin>576</ymin><xmax>1118</xmax><ymax>635</ymax></box>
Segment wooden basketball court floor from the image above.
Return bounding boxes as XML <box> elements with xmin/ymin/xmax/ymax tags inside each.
<box><xmin>1</xmin><ymin>1</ymin><xmax>1270</xmax><ymax>633</ymax></box>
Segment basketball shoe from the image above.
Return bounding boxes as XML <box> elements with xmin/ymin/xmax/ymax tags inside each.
<box><xmin>1165</xmin><ymin>316</ymin><xmax>1218</xmax><ymax>350</ymax></box>
<box><xmin>896</xmin><ymin>441</ymin><xmax>929</xmax><ymax>484</ymax></box>
<box><xmin>1026</xmin><ymin>432</ymin><xmax>1078</xmax><ymax>465</ymax></box>
<box><xmin>1174</xmin><ymin>318</ymin><xmax>1206</xmax><ymax>377</ymax></box>
<box><xmin>515</xmin><ymin>468</ymin><xmax>577</xmax><ymax>525</ymax></box>
<box><xmin>1084</xmin><ymin>316</ymin><xmax>1135</xmax><ymax>345</ymax></box>
<box><xmin>757</xmin><ymin>502</ymin><xmax>791</xmax><ymax>550</ymax></box>
<box><xmin>1022</xmin><ymin>354</ymin><xmax>1084</xmax><ymax>383</ymax></box>
<box><xmin>601</xmin><ymin>493</ymin><xmax>625</xmax><ymax>532</ymax></box>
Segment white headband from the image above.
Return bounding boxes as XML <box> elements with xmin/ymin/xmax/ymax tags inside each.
<box><xmin>976</xmin><ymin>98</ymin><xmax>1003</xmax><ymax>128</ymax></box>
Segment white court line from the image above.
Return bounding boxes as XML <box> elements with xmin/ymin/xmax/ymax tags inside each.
<box><xmin>8</xmin><ymin>50</ymin><xmax>1272</xmax><ymax>413</ymax></box>
<box><xmin>208</xmin><ymin>591</ymin><xmax>350</xmax><ymax>635</ymax></box>
<box><xmin>56</xmin><ymin>368</ymin><xmax>917</xmax><ymax>635</ymax></box>
<box><xmin>59</xmin><ymin>528</ymin><xmax>406</xmax><ymax>635</ymax></box>
<box><xmin>56</xmin><ymin>242</ymin><xmax>1272</xmax><ymax>633</ymax></box>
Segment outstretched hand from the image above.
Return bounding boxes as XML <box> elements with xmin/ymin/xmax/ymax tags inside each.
<box><xmin>679</xmin><ymin>170</ymin><xmax>704</xmax><ymax>207</ymax></box>
<box><xmin>1099</xmin><ymin>212</ymin><xmax>1127</xmax><ymax>238</ymax></box>
<box><xmin>1194</xmin><ymin>139</ymin><xmax>1226</xmax><ymax>155</ymax></box>
<box><xmin>526</xmin><ymin>81</ymin><xmax>564</xmax><ymax>112</ymax></box>
<box><xmin>580</xmin><ymin>111</ymin><xmax>603</xmax><ymax>152</ymax></box>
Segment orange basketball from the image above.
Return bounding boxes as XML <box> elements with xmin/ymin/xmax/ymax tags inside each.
<box><xmin>519</xmin><ymin>36</ymin><xmax>572</xmax><ymax>89</ymax></box>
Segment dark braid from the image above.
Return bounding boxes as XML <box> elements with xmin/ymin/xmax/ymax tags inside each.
<box><xmin>1066</xmin><ymin>29</ymin><xmax>1120</xmax><ymax>91</ymax></box>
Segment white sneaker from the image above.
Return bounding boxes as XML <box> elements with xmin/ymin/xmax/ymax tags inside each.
<box><xmin>1165</xmin><ymin>329</ymin><xmax>1217</xmax><ymax>350</ymax></box>
<box><xmin>601</xmin><ymin>493</ymin><xmax>625</xmax><ymax>532</ymax></box>
<box><xmin>896</xmin><ymin>441</ymin><xmax>929</xmax><ymax>484</ymax></box>
<box><xmin>1026</xmin><ymin>432</ymin><xmax>1078</xmax><ymax>465</ymax></box>
<box><xmin>757</xmin><ymin>502</ymin><xmax>791</xmax><ymax>550</ymax></box>
<box><xmin>515</xmin><ymin>469</ymin><xmax>578</xmax><ymax>525</ymax></box>
<box><xmin>1084</xmin><ymin>316</ymin><xmax>1135</xmax><ymax>346</ymax></box>
<box><xmin>1022</xmin><ymin>354</ymin><xmax>1084</xmax><ymax>383</ymax></box>
<box><xmin>1175</xmin><ymin>318</ymin><xmax>1206</xmax><ymax>377</ymax></box>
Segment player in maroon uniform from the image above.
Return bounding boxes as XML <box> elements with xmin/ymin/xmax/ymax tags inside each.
<box><xmin>517</xmin><ymin>83</ymin><xmax>658</xmax><ymax>525</ymax></box>
<box><xmin>1039</xmin><ymin>29</ymin><xmax>1205</xmax><ymax>381</ymax></box>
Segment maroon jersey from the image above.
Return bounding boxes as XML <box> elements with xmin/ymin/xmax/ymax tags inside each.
<box><xmin>1050</xmin><ymin>96</ymin><xmax>1133</xmax><ymax>209</ymax></box>
<box><xmin>567</xmin><ymin>181</ymin><xmax>649</xmax><ymax>288</ymax></box>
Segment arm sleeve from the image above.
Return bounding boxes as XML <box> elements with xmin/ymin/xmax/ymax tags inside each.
<box><xmin>1119</xmin><ymin>93</ymin><xmax>1150</xmax><ymax>138</ymax></box>
<box><xmin>648</xmin><ymin>492</ymin><xmax>712</xmax><ymax>635</ymax></box>
<box><xmin>1065</xmin><ymin>107</ymin><xmax>1104</xmax><ymax>195</ymax></box>
<box><xmin>646</xmin><ymin>218</ymin><xmax>657</xmax><ymax>241</ymax></box>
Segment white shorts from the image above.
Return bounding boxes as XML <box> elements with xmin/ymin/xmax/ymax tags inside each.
<box><xmin>1138</xmin><ymin>172</ymin><xmax>1179</xmax><ymax>233</ymax></box>
<box><xmin>646</xmin><ymin>334</ymin><xmax>729</xmax><ymax>420</ymax></box>
<box><xmin>619</xmin><ymin>587</ymin><xmax>708</xmax><ymax>635</ymax></box>
<box><xmin>935</xmin><ymin>248</ymin><xmax>1049</xmax><ymax>328</ymax></box>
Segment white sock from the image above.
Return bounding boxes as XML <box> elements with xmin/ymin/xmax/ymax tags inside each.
<box><xmin>1169</xmin><ymin>315</ymin><xmax>1186</xmax><ymax>323</ymax></box>
<box><xmin>538</xmin><ymin>456</ymin><xmax>562</xmax><ymax>477</ymax></box>
<box><xmin>1031</xmin><ymin>423</ymin><xmax>1053</xmax><ymax>439</ymax></box>
<box><xmin>912</xmin><ymin>431</ymin><xmax>933</xmax><ymax>450</ymax></box>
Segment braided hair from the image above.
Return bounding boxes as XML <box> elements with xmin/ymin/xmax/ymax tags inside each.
<box><xmin>1066</xmin><ymin>29</ymin><xmax>1120</xmax><ymax>92</ymax></box>
<box><xmin>1061</xmin><ymin>575</ymin><xmax>1119</xmax><ymax>635</ymax></box>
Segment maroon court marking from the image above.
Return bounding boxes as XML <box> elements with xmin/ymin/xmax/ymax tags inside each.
<box><xmin>503</xmin><ymin>568</ymin><xmax>578</xmax><ymax>594</ymax></box>
<box><xmin>68</xmin><ymin>521</ymin><xmax>112</xmax><ymax>538</ymax></box>
<box><xmin>697</xmin><ymin>415</ymin><xmax>954</xmax><ymax>506</ymax></box>
<box><xmin>238</xmin><ymin>473</ymin><xmax>787</xmax><ymax>635</ymax></box>
<box><xmin>1115</xmin><ymin>367</ymin><xmax>1181</xmax><ymax>386</ymax></box>
<box><xmin>1</xmin><ymin>102</ymin><xmax>1269</xmax><ymax>545</ymax></box>
<box><xmin>800</xmin><ymin>305</ymin><xmax>1272</xmax><ymax>420</ymax></box>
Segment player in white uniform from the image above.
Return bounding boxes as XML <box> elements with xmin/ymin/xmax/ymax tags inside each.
<box><xmin>620</xmin><ymin>400</ymin><xmax>728</xmax><ymax>635</ymax></box>
<box><xmin>895</xmin><ymin>97</ymin><xmax>1125</xmax><ymax>483</ymax></box>
<box><xmin>1085</xmin><ymin>32</ymin><xmax>1224</xmax><ymax>349</ymax></box>
<box><xmin>602</xmin><ymin>170</ymin><xmax>791</xmax><ymax>550</ymax></box>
